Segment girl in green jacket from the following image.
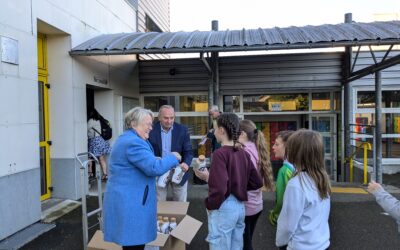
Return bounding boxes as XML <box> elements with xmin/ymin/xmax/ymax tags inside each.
<box><xmin>269</xmin><ymin>130</ymin><xmax>294</xmax><ymax>226</ymax></box>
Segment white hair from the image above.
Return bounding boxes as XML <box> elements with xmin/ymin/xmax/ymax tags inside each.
<box><xmin>209</xmin><ymin>105</ymin><xmax>219</xmax><ymax>112</ymax></box>
<box><xmin>124</xmin><ymin>107</ymin><xmax>154</xmax><ymax>129</ymax></box>
<box><xmin>158</xmin><ymin>105</ymin><xmax>175</xmax><ymax>113</ymax></box>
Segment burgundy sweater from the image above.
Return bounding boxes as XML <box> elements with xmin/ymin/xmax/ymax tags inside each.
<box><xmin>205</xmin><ymin>145</ymin><xmax>263</xmax><ymax>210</ymax></box>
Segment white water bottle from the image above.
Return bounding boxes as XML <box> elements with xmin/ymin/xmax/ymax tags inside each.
<box><xmin>168</xmin><ymin>217</ymin><xmax>177</xmax><ymax>232</ymax></box>
<box><xmin>157</xmin><ymin>216</ymin><xmax>163</xmax><ymax>233</ymax></box>
<box><xmin>171</xmin><ymin>166</ymin><xmax>184</xmax><ymax>184</ymax></box>
<box><xmin>160</xmin><ymin>217</ymin><xmax>170</xmax><ymax>234</ymax></box>
<box><xmin>157</xmin><ymin>170</ymin><xmax>170</xmax><ymax>188</ymax></box>
<box><xmin>195</xmin><ymin>155</ymin><xmax>206</xmax><ymax>171</ymax></box>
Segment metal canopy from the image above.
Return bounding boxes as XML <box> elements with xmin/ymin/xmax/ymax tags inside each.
<box><xmin>70</xmin><ymin>20</ymin><xmax>400</xmax><ymax>56</ymax></box>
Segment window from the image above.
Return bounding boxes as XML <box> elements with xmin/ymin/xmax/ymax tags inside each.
<box><xmin>354</xmin><ymin>113</ymin><xmax>400</xmax><ymax>158</ymax></box>
<box><xmin>243</xmin><ymin>94</ymin><xmax>309</xmax><ymax>112</ymax></box>
<box><xmin>357</xmin><ymin>90</ymin><xmax>400</xmax><ymax>108</ymax></box>
<box><xmin>144</xmin><ymin>95</ymin><xmax>208</xmax><ymax>112</ymax></box>
<box><xmin>312</xmin><ymin>93</ymin><xmax>330</xmax><ymax>111</ymax></box>
<box><xmin>175</xmin><ymin>116</ymin><xmax>208</xmax><ymax>136</ymax></box>
<box><xmin>223</xmin><ymin>95</ymin><xmax>240</xmax><ymax>112</ymax></box>
<box><xmin>143</xmin><ymin>94</ymin><xmax>209</xmax><ymax>157</ymax></box>
<box><xmin>334</xmin><ymin>92</ymin><xmax>341</xmax><ymax>111</ymax></box>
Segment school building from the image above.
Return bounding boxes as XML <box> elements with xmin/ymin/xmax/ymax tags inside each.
<box><xmin>1</xmin><ymin>0</ymin><xmax>400</xmax><ymax>243</ymax></box>
<box><xmin>0</xmin><ymin>0</ymin><xmax>168</xmax><ymax>241</ymax></box>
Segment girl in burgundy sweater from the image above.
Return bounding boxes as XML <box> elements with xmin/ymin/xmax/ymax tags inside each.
<box><xmin>205</xmin><ymin>113</ymin><xmax>263</xmax><ymax>250</ymax></box>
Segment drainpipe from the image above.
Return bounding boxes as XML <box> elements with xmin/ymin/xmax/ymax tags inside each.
<box><xmin>211</xmin><ymin>20</ymin><xmax>219</xmax><ymax>107</ymax></box>
<box><xmin>375</xmin><ymin>71</ymin><xmax>382</xmax><ymax>183</ymax></box>
<box><xmin>343</xmin><ymin>13</ymin><xmax>352</xmax><ymax>182</ymax></box>
<box><xmin>200</xmin><ymin>52</ymin><xmax>214</xmax><ymax>109</ymax></box>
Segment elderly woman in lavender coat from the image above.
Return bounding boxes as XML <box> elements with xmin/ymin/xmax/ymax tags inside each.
<box><xmin>103</xmin><ymin>107</ymin><xmax>181</xmax><ymax>250</ymax></box>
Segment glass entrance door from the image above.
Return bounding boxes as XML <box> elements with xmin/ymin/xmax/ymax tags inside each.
<box><xmin>310</xmin><ymin>114</ymin><xmax>337</xmax><ymax>181</ymax></box>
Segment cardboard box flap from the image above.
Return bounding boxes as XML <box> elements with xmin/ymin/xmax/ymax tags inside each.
<box><xmin>146</xmin><ymin>233</ymin><xmax>169</xmax><ymax>247</ymax></box>
<box><xmin>170</xmin><ymin>215</ymin><xmax>202</xmax><ymax>244</ymax></box>
<box><xmin>88</xmin><ymin>230</ymin><xmax>121</xmax><ymax>250</ymax></box>
<box><xmin>158</xmin><ymin>201</ymin><xmax>189</xmax><ymax>215</ymax></box>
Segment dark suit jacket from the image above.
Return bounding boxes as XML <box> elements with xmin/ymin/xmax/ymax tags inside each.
<box><xmin>149</xmin><ymin>122</ymin><xmax>193</xmax><ymax>184</ymax></box>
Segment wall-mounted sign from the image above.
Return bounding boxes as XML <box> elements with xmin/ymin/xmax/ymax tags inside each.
<box><xmin>1</xmin><ymin>36</ymin><xmax>19</xmax><ymax>65</ymax></box>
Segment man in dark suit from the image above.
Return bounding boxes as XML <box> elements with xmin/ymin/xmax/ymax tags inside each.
<box><xmin>149</xmin><ymin>105</ymin><xmax>193</xmax><ymax>202</ymax></box>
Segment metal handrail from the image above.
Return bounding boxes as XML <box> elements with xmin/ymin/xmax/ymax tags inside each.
<box><xmin>349</xmin><ymin>142</ymin><xmax>372</xmax><ymax>184</ymax></box>
<box><xmin>76</xmin><ymin>152</ymin><xmax>104</xmax><ymax>250</ymax></box>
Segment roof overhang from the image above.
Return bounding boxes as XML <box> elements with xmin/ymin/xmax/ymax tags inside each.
<box><xmin>70</xmin><ymin>20</ymin><xmax>400</xmax><ymax>56</ymax></box>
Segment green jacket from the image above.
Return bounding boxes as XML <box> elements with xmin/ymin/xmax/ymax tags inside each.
<box><xmin>269</xmin><ymin>161</ymin><xmax>295</xmax><ymax>226</ymax></box>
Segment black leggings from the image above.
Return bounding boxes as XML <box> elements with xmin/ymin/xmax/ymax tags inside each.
<box><xmin>243</xmin><ymin>211</ymin><xmax>262</xmax><ymax>250</ymax></box>
<box><xmin>122</xmin><ymin>245</ymin><xmax>145</xmax><ymax>250</ymax></box>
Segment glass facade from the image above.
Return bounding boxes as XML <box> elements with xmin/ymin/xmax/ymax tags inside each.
<box><xmin>144</xmin><ymin>95</ymin><xmax>208</xmax><ymax>112</ymax></box>
<box><xmin>223</xmin><ymin>95</ymin><xmax>240</xmax><ymax>112</ymax></box>
<box><xmin>176</xmin><ymin>116</ymin><xmax>208</xmax><ymax>136</ymax></box>
<box><xmin>243</xmin><ymin>94</ymin><xmax>309</xmax><ymax>112</ymax></box>
<box><xmin>143</xmin><ymin>94</ymin><xmax>209</xmax><ymax>157</ymax></box>
<box><xmin>357</xmin><ymin>90</ymin><xmax>400</xmax><ymax>108</ymax></box>
<box><xmin>312</xmin><ymin>93</ymin><xmax>330</xmax><ymax>111</ymax></box>
<box><xmin>355</xmin><ymin>89</ymin><xmax>400</xmax><ymax>159</ymax></box>
<box><xmin>144</xmin><ymin>91</ymin><xmax>339</xmax><ymax>176</ymax></box>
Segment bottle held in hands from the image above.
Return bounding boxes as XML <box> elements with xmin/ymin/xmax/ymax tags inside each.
<box><xmin>171</xmin><ymin>166</ymin><xmax>184</xmax><ymax>184</ymax></box>
<box><xmin>157</xmin><ymin>170</ymin><xmax>171</xmax><ymax>188</ymax></box>
<box><xmin>195</xmin><ymin>155</ymin><xmax>207</xmax><ymax>171</ymax></box>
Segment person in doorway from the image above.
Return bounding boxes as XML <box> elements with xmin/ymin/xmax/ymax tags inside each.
<box><xmin>207</xmin><ymin>105</ymin><xmax>222</xmax><ymax>152</ymax></box>
<box><xmin>367</xmin><ymin>180</ymin><xmax>400</xmax><ymax>233</ymax></box>
<box><xmin>269</xmin><ymin>130</ymin><xmax>295</xmax><ymax>226</ymax></box>
<box><xmin>239</xmin><ymin>119</ymin><xmax>275</xmax><ymax>250</ymax></box>
<box><xmin>87</xmin><ymin>109</ymin><xmax>111</xmax><ymax>180</ymax></box>
<box><xmin>103</xmin><ymin>107</ymin><xmax>181</xmax><ymax>250</ymax></box>
<box><xmin>276</xmin><ymin>129</ymin><xmax>331</xmax><ymax>250</ymax></box>
<box><xmin>201</xmin><ymin>113</ymin><xmax>263</xmax><ymax>250</ymax></box>
<box><xmin>148</xmin><ymin>105</ymin><xmax>193</xmax><ymax>202</ymax></box>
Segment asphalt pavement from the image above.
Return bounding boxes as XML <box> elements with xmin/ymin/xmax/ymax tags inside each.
<box><xmin>20</xmin><ymin>173</ymin><xmax>400</xmax><ymax>250</ymax></box>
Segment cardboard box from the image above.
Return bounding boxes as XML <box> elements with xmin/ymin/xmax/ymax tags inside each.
<box><xmin>88</xmin><ymin>201</ymin><xmax>202</xmax><ymax>250</ymax></box>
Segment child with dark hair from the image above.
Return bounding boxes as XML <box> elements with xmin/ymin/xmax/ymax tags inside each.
<box><xmin>276</xmin><ymin>129</ymin><xmax>331</xmax><ymax>250</ymax></box>
<box><xmin>205</xmin><ymin>113</ymin><xmax>263</xmax><ymax>250</ymax></box>
<box><xmin>239</xmin><ymin>119</ymin><xmax>274</xmax><ymax>250</ymax></box>
<box><xmin>269</xmin><ymin>130</ymin><xmax>295</xmax><ymax>226</ymax></box>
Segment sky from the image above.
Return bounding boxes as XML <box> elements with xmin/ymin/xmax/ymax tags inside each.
<box><xmin>170</xmin><ymin>0</ymin><xmax>400</xmax><ymax>32</ymax></box>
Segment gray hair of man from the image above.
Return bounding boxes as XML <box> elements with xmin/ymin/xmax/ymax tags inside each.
<box><xmin>124</xmin><ymin>107</ymin><xmax>154</xmax><ymax>129</ymax></box>
<box><xmin>158</xmin><ymin>104</ymin><xmax>175</xmax><ymax>114</ymax></box>
<box><xmin>209</xmin><ymin>105</ymin><xmax>219</xmax><ymax>112</ymax></box>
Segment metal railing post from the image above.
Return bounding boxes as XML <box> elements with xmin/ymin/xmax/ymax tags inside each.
<box><xmin>76</xmin><ymin>152</ymin><xmax>101</xmax><ymax>250</ymax></box>
<box><xmin>80</xmin><ymin>160</ymin><xmax>89</xmax><ymax>250</ymax></box>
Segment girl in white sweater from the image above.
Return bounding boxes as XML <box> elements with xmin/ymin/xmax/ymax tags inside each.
<box><xmin>276</xmin><ymin>129</ymin><xmax>331</xmax><ymax>250</ymax></box>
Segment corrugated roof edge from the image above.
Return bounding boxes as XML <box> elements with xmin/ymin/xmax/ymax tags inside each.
<box><xmin>70</xmin><ymin>20</ymin><xmax>400</xmax><ymax>55</ymax></box>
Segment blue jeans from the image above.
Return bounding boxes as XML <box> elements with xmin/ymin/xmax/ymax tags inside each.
<box><xmin>206</xmin><ymin>195</ymin><xmax>245</xmax><ymax>250</ymax></box>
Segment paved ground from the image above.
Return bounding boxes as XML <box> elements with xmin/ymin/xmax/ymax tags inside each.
<box><xmin>21</xmin><ymin>173</ymin><xmax>400</xmax><ymax>250</ymax></box>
